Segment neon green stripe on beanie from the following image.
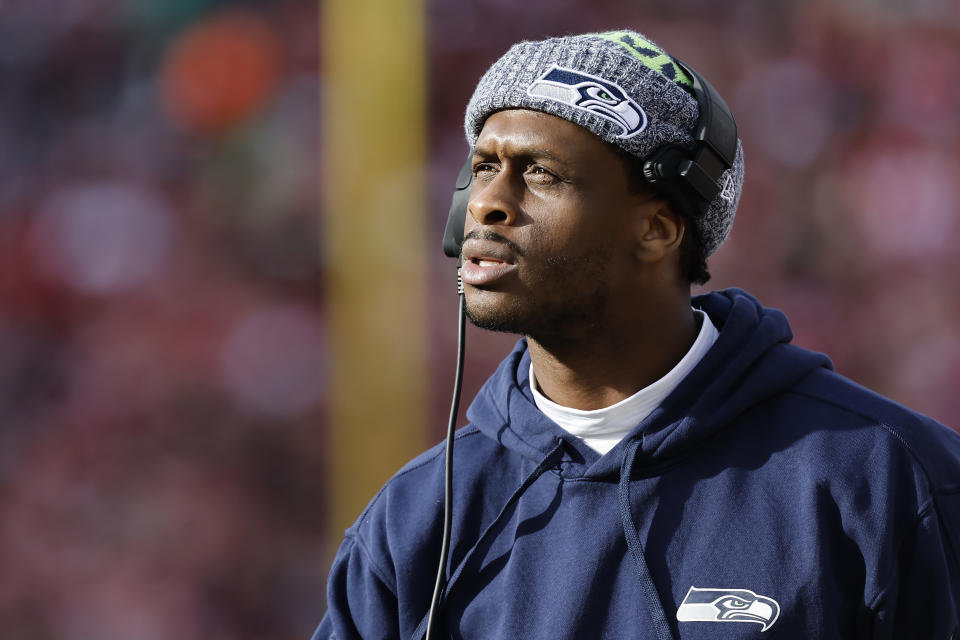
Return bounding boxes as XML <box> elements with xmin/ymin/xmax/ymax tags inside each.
<box><xmin>594</xmin><ymin>31</ymin><xmax>694</xmax><ymax>88</ymax></box>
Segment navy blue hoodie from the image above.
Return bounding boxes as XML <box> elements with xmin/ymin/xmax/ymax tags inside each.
<box><xmin>314</xmin><ymin>289</ymin><xmax>960</xmax><ymax>639</ymax></box>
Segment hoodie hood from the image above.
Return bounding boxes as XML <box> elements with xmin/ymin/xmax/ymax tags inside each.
<box><xmin>465</xmin><ymin>288</ymin><xmax>833</xmax><ymax>478</ymax></box>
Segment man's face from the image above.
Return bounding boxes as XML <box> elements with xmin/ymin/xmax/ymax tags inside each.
<box><xmin>462</xmin><ymin>109</ymin><xmax>650</xmax><ymax>339</ymax></box>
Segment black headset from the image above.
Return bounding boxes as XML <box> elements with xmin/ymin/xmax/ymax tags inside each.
<box><xmin>425</xmin><ymin>57</ymin><xmax>737</xmax><ymax>640</ymax></box>
<box><xmin>441</xmin><ymin>57</ymin><xmax>738</xmax><ymax>259</ymax></box>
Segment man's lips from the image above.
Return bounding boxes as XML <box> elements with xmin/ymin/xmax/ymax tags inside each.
<box><xmin>461</xmin><ymin>239</ymin><xmax>518</xmax><ymax>287</ymax></box>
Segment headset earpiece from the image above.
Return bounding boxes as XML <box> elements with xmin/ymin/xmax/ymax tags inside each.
<box><xmin>642</xmin><ymin>145</ymin><xmax>700</xmax><ymax>221</ymax></box>
<box><xmin>442</xmin><ymin>149</ymin><xmax>474</xmax><ymax>259</ymax></box>
<box><xmin>642</xmin><ymin>59</ymin><xmax>738</xmax><ymax>221</ymax></box>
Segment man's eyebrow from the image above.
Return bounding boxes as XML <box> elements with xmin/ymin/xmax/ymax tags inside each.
<box><xmin>472</xmin><ymin>146</ymin><xmax>570</xmax><ymax>166</ymax></box>
<box><xmin>524</xmin><ymin>148</ymin><xmax>569</xmax><ymax>165</ymax></box>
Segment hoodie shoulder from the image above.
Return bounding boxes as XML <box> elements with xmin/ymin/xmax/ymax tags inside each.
<box><xmin>351</xmin><ymin>425</ymin><xmax>485</xmax><ymax>530</ymax></box>
<box><xmin>790</xmin><ymin>367</ymin><xmax>960</xmax><ymax>491</ymax></box>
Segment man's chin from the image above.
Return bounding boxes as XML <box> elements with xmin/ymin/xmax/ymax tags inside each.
<box><xmin>463</xmin><ymin>285</ymin><xmax>609</xmax><ymax>338</ymax></box>
<box><xmin>464</xmin><ymin>300</ymin><xmax>528</xmax><ymax>335</ymax></box>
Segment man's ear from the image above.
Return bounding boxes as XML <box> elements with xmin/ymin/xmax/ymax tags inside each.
<box><xmin>633</xmin><ymin>199</ymin><xmax>686</xmax><ymax>263</ymax></box>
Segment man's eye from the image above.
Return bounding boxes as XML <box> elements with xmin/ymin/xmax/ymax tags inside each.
<box><xmin>527</xmin><ymin>166</ymin><xmax>558</xmax><ymax>183</ymax></box>
<box><xmin>473</xmin><ymin>163</ymin><xmax>497</xmax><ymax>177</ymax></box>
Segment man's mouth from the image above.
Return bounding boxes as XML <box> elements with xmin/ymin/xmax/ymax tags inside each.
<box><xmin>461</xmin><ymin>257</ymin><xmax>517</xmax><ymax>286</ymax></box>
<box><xmin>460</xmin><ymin>240</ymin><xmax>519</xmax><ymax>287</ymax></box>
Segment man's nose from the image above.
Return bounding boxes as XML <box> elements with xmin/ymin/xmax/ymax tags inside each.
<box><xmin>467</xmin><ymin>171</ymin><xmax>520</xmax><ymax>227</ymax></box>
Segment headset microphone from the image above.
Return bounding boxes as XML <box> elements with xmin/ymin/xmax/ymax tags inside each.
<box><xmin>425</xmin><ymin>149</ymin><xmax>472</xmax><ymax>640</ymax></box>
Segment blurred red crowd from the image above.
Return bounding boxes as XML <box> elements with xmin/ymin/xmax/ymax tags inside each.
<box><xmin>0</xmin><ymin>1</ymin><xmax>325</xmax><ymax>638</ymax></box>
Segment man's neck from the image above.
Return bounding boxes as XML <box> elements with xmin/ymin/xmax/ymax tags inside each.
<box><xmin>527</xmin><ymin>296</ymin><xmax>698</xmax><ymax>411</ymax></box>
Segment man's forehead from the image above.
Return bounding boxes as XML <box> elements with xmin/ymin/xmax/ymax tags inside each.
<box><xmin>474</xmin><ymin>109</ymin><xmax>603</xmax><ymax>160</ymax></box>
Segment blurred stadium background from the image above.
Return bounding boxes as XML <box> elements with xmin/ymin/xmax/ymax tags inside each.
<box><xmin>1</xmin><ymin>0</ymin><xmax>958</xmax><ymax>637</ymax></box>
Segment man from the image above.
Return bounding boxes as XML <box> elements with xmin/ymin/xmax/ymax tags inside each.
<box><xmin>315</xmin><ymin>31</ymin><xmax>960</xmax><ymax>639</ymax></box>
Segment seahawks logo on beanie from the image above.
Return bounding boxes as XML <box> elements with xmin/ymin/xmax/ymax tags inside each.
<box><xmin>524</xmin><ymin>31</ymin><xmax>695</xmax><ymax>139</ymax></box>
<box><xmin>527</xmin><ymin>65</ymin><xmax>648</xmax><ymax>139</ymax></box>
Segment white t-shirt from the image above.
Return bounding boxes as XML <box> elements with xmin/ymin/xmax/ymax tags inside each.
<box><xmin>530</xmin><ymin>310</ymin><xmax>719</xmax><ymax>455</ymax></box>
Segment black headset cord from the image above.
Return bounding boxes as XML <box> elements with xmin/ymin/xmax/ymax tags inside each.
<box><xmin>425</xmin><ymin>267</ymin><xmax>466</xmax><ymax>640</ymax></box>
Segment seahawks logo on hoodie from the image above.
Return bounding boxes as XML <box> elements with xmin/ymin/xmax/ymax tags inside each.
<box><xmin>676</xmin><ymin>586</ymin><xmax>781</xmax><ymax>632</ymax></box>
<box><xmin>526</xmin><ymin>65</ymin><xmax>647</xmax><ymax>139</ymax></box>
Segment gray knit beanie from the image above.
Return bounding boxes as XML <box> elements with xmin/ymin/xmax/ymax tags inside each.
<box><xmin>464</xmin><ymin>30</ymin><xmax>744</xmax><ymax>258</ymax></box>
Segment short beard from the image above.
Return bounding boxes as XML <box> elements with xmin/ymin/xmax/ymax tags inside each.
<box><xmin>464</xmin><ymin>295</ymin><xmax>527</xmax><ymax>335</ymax></box>
<box><xmin>464</xmin><ymin>252</ymin><xmax>611</xmax><ymax>341</ymax></box>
